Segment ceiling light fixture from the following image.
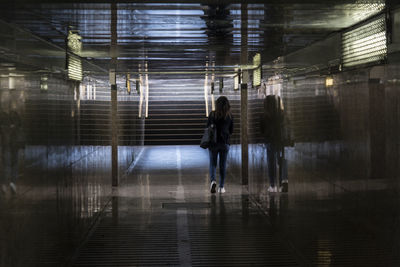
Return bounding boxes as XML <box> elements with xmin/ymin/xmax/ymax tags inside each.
<box><xmin>40</xmin><ymin>75</ymin><xmax>48</xmax><ymax>91</ymax></box>
<box><xmin>67</xmin><ymin>30</ymin><xmax>83</xmax><ymax>81</ymax></box>
<box><xmin>342</xmin><ymin>14</ymin><xmax>387</xmax><ymax>68</ymax></box>
<box><xmin>326</xmin><ymin>77</ymin><xmax>333</xmax><ymax>87</ymax></box>
<box><xmin>253</xmin><ymin>53</ymin><xmax>261</xmax><ymax>87</ymax></box>
<box><xmin>126</xmin><ymin>73</ymin><xmax>131</xmax><ymax>94</ymax></box>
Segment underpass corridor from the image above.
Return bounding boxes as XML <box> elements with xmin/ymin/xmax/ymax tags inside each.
<box><xmin>69</xmin><ymin>146</ymin><xmax>399</xmax><ymax>266</ymax></box>
<box><xmin>1</xmin><ymin>1</ymin><xmax>400</xmax><ymax>266</ymax></box>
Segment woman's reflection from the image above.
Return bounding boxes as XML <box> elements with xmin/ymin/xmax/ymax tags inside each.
<box><xmin>1</xmin><ymin>96</ymin><xmax>24</xmax><ymax>196</ymax></box>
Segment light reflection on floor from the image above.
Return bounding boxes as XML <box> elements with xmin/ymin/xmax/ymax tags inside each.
<box><xmin>73</xmin><ymin>145</ymin><xmax>400</xmax><ymax>266</ymax></box>
<box><xmin>1</xmin><ymin>145</ymin><xmax>399</xmax><ymax>266</ymax></box>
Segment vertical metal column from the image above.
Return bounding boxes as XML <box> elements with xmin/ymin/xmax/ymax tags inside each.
<box><xmin>75</xmin><ymin>82</ymin><xmax>81</xmax><ymax>145</ymax></box>
<box><xmin>240</xmin><ymin>3</ymin><xmax>249</xmax><ymax>186</ymax></box>
<box><xmin>111</xmin><ymin>3</ymin><xmax>118</xmax><ymax>186</ymax></box>
<box><xmin>369</xmin><ymin>76</ymin><xmax>386</xmax><ymax>179</ymax></box>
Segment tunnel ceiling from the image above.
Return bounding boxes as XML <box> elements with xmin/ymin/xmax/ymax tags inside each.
<box><xmin>0</xmin><ymin>0</ymin><xmax>386</xmax><ymax>79</ymax></box>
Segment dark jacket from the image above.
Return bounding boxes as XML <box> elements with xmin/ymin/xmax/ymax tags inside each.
<box><xmin>259</xmin><ymin>95</ymin><xmax>283</xmax><ymax>146</ymax></box>
<box><xmin>207</xmin><ymin>111</ymin><xmax>233</xmax><ymax>145</ymax></box>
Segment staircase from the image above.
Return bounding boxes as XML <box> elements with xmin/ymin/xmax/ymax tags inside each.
<box><xmin>144</xmin><ymin>78</ymin><xmax>208</xmax><ymax>145</ymax></box>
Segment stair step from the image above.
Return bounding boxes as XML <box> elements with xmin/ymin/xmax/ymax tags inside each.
<box><xmin>145</xmin><ymin>123</ymin><xmax>205</xmax><ymax>129</ymax></box>
<box><xmin>144</xmin><ymin>118</ymin><xmax>207</xmax><ymax>123</ymax></box>
<box><xmin>145</xmin><ymin>129</ymin><xmax>203</xmax><ymax>135</ymax></box>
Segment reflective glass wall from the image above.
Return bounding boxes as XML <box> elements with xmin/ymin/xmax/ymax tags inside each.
<box><xmin>244</xmin><ymin>9</ymin><xmax>400</xmax><ymax>200</ymax></box>
<box><xmin>0</xmin><ymin>32</ymin><xmax>144</xmax><ymax>267</ymax></box>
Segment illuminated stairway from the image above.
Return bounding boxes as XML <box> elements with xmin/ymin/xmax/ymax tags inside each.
<box><xmin>144</xmin><ymin>79</ymin><xmax>208</xmax><ymax>145</ymax></box>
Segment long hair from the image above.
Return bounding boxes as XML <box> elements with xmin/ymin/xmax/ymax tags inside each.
<box><xmin>215</xmin><ymin>96</ymin><xmax>231</xmax><ymax>120</ymax></box>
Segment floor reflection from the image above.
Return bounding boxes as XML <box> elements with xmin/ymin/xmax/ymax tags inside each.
<box><xmin>104</xmin><ymin>146</ymin><xmax>400</xmax><ymax>266</ymax></box>
<box><xmin>1</xmin><ymin>145</ymin><xmax>399</xmax><ymax>266</ymax></box>
<box><xmin>73</xmin><ymin>146</ymin><xmax>299</xmax><ymax>266</ymax></box>
<box><xmin>112</xmin><ymin>188</ymin><xmax>118</xmax><ymax>225</ymax></box>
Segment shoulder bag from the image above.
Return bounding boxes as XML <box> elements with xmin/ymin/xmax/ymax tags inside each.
<box><xmin>200</xmin><ymin>113</ymin><xmax>217</xmax><ymax>149</ymax></box>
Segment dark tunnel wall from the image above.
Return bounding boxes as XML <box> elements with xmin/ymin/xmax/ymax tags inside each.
<box><xmin>236</xmin><ymin>10</ymin><xmax>400</xmax><ymax>199</ymax></box>
<box><xmin>235</xmin><ymin>63</ymin><xmax>400</xmax><ymax>199</ymax></box>
<box><xmin>0</xmin><ymin>73</ymin><xmax>144</xmax><ymax>266</ymax></box>
<box><xmin>276</xmin><ymin>63</ymin><xmax>399</xmax><ymax>192</ymax></box>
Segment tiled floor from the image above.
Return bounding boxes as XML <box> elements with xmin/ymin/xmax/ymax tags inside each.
<box><xmin>72</xmin><ymin>146</ymin><xmax>300</xmax><ymax>266</ymax></box>
<box><xmin>72</xmin><ymin>145</ymin><xmax>400</xmax><ymax>266</ymax></box>
<box><xmin>2</xmin><ymin>145</ymin><xmax>399</xmax><ymax>266</ymax></box>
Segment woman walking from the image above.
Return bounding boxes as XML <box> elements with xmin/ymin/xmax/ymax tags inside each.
<box><xmin>207</xmin><ymin>96</ymin><xmax>233</xmax><ymax>194</ymax></box>
<box><xmin>260</xmin><ymin>95</ymin><xmax>288</xmax><ymax>193</ymax></box>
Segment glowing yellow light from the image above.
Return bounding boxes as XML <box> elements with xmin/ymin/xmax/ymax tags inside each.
<box><xmin>234</xmin><ymin>76</ymin><xmax>239</xmax><ymax>90</ymax></box>
<box><xmin>126</xmin><ymin>74</ymin><xmax>131</xmax><ymax>94</ymax></box>
<box><xmin>67</xmin><ymin>30</ymin><xmax>82</xmax><ymax>53</ymax></box>
<box><xmin>9</xmin><ymin>75</ymin><xmax>16</xmax><ymax>90</ymax></box>
<box><xmin>40</xmin><ymin>75</ymin><xmax>48</xmax><ymax>90</ymax></box>
<box><xmin>326</xmin><ymin>77</ymin><xmax>333</xmax><ymax>87</ymax></box>
<box><xmin>67</xmin><ymin>31</ymin><xmax>83</xmax><ymax>81</ymax></box>
<box><xmin>234</xmin><ymin>68</ymin><xmax>239</xmax><ymax>90</ymax></box>
<box><xmin>68</xmin><ymin>55</ymin><xmax>82</xmax><ymax>81</ymax></box>
<box><xmin>253</xmin><ymin>53</ymin><xmax>261</xmax><ymax>88</ymax></box>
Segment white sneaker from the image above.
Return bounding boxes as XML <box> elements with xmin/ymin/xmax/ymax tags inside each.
<box><xmin>267</xmin><ymin>186</ymin><xmax>277</xmax><ymax>193</ymax></box>
<box><xmin>9</xmin><ymin>183</ymin><xmax>17</xmax><ymax>194</ymax></box>
<box><xmin>210</xmin><ymin>181</ymin><xmax>217</xmax><ymax>193</ymax></box>
<box><xmin>218</xmin><ymin>187</ymin><xmax>226</xmax><ymax>193</ymax></box>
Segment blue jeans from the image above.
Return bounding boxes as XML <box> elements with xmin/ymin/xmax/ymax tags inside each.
<box><xmin>266</xmin><ymin>144</ymin><xmax>287</xmax><ymax>187</ymax></box>
<box><xmin>209</xmin><ymin>143</ymin><xmax>230</xmax><ymax>188</ymax></box>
